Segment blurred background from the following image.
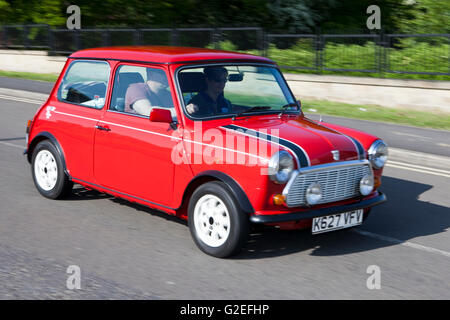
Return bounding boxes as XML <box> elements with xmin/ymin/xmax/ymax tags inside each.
<box><xmin>0</xmin><ymin>0</ymin><xmax>448</xmax><ymax>80</ymax></box>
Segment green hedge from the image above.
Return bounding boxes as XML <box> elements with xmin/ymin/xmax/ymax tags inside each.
<box><xmin>210</xmin><ymin>40</ymin><xmax>450</xmax><ymax>81</ymax></box>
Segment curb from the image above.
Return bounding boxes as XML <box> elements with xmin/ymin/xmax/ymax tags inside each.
<box><xmin>0</xmin><ymin>87</ymin><xmax>48</xmax><ymax>103</ymax></box>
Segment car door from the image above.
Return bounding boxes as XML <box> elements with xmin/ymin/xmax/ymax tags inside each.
<box><xmin>93</xmin><ymin>63</ymin><xmax>180</xmax><ymax>208</ymax></box>
<box><xmin>49</xmin><ymin>59</ymin><xmax>111</xmax><ymax>182</ymax></box>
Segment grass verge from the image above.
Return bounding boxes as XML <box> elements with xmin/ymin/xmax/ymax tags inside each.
<box><xmin>0</xmin><ymin>70</ymin><xmax>58</xmax><ymax>82</ymax></box>
<box><xmin>302</xmin><ymin>99</ymin><xmax>450</xmax><ymax>131</ymax></box>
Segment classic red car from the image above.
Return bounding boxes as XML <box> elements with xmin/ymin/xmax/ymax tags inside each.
<box><xmin>25</xmin><ymin>46</ymin><xmax>387</xmax><ymax>257</ymax></box>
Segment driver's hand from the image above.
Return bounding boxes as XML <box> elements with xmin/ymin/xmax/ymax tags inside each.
<box><xmin>186</xmin><ymin>103</ymin><xmax>199</xmax><ymax>114</ymax></box>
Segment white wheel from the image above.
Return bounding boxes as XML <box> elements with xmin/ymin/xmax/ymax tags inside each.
<box><xmin>188</xmin><ymin>181</ymin><xmax>249</xmax><ymax>258</ymax></box>
<box><xmin>31</xmin><ymin>140</ymin><xmax>73</xmax><ymax>199</ymax></box>
<box><xmin>193</xmin><ymin>194</ymin><xmax>231</xmax><ymax>247</ymax></box>
<box><xmin>34</xmin><ymin>149</ymin><xmax>58</xmax><ymax>191</ymax></box>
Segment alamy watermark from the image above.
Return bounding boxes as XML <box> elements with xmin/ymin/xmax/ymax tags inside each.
<box><xmin>66</xmin><ymin>5</ymin><xmax>81</xmax><ymax>30</ymax></box>
<box><xmin>366</xmin><ymin>5</ymin><xmax>381</xmax><ymax>30</ymax></box>
<box><xmin>366</xmin><ymin>265</ymin><xmax>381</xmax><ymax>290</ymax></box>
<box><xmin>170</xmin><ymin>122</ymin><xmax>279</xmax><ymax>174</ymax></box>
<box><xmin>66</xmin><ymin>265</ymin><xmax>81</xmax><ymax>290</ymax></box>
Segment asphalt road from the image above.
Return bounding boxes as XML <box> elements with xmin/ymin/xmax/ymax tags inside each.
<box><xmin>0</xmin><ymin>81</ymin><xmax>449</xmax><ymax>299</ymax></box>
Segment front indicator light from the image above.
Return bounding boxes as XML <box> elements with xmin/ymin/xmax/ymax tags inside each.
<box><xmin>374</xmin><ymin>176</ymin><xmax>381</xmax><ymax>189</ymax></box>
<box><xmin>273</xmin><ymin>194</ymin><xmax>286</xmax><ymax>205</ymax></box>
<box><xmin>26</xmin><ymin>120</ymin><xmax>33</xmax><ymax>134</ymax></box>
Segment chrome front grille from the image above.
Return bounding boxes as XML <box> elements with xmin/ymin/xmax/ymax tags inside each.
<box><xmin>283</xmin><ymin>160</ymin><xmax>372</xmax><ymax>207</ymax></box>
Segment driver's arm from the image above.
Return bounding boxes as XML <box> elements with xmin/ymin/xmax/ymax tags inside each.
<box><xmin>132</xmin><ymin>99</ymin><xmax>152</xmax><ymax>116</ymax></box>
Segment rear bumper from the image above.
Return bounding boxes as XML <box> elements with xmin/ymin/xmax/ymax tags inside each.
<box><xmin>250</xmin><ymin>192</ymin><xmax>386</xmax><ymax>224</ymax></box>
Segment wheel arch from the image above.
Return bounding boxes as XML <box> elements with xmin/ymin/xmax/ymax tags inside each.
<box><xmin>178</xmin><ymin>171</ymin><xmax>254</xmax><ymax>216</ymax></box>
<box><xmin>27</xmin><ymin>132</ymin><xmax>69</xmax><ymax>177</ymax></box>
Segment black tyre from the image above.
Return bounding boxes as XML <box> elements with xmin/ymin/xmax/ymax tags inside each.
<box><xmin>31</xmin><ymin>140</ymin><xmax>73</xmax><ymax>199</ymax></box>
<box><xmin>188</xmin><ymin>181</ymin><xmax>249</xmax><ymax>258</ymax></box>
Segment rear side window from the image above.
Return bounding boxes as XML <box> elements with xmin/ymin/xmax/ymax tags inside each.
<box><xmin>58</xmin><ymin>60</ymin><xmax>110</xmax><ymax>109</ymax></box>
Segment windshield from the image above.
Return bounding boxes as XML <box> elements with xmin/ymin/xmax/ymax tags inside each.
<box><xmin>178</xmin><ymin>65</ymin><xmax>298</xmax><ymax>119</ymax></box>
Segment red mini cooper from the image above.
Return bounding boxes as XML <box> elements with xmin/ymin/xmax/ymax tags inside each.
<box><xmin>25</xmin><ymin>46</ymin><xmax>387</xmax><ymax>258</ymax></box>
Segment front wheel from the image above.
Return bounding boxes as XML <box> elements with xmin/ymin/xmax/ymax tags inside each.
<box><xmin>188</xmin><ymin>181</ymin><xmax>249</xmax><ymax>258</ymax></box>
<box><xmin>31</xmin><ymin>140</ymin><xmax>73</xmax><ymax>199</ymax></box>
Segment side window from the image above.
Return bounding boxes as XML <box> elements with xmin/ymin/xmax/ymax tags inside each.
<box><xmin>58</xmin><ymin>60</ymin><xmax>110</xmax><ymax>109</ymax></box>
<box><xmin>110</xmin><ymin>65</ymin><xmax>175</xmax><ymax>119</ymax></box>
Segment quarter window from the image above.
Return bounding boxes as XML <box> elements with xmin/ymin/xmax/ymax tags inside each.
<box><xmin>58</xmin><ymin>60</ymin><xmax>110</xmax><ymax>109</ymax></box>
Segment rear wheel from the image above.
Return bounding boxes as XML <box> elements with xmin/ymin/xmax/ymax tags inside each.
<box><xmin>188</xmin><ymin>181</ymin><xmax>249</xmax><ymax>258</ymax></box>
<box><xmin>31</xmin><ymin>140</ymin><xmax>73</xmax><ymax>199</ymax></box>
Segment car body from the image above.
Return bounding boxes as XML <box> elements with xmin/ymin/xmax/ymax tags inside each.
<box><xmin>25</xmin><ymin>46</ymin><xmax>387</xmax><ymax>257</ymax></box>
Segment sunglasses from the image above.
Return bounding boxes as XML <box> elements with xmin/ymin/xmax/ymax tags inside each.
<box><xmin>212</xmin><ymin>76</ymin><xmax>228</xmax><ymax>83</ymax></box>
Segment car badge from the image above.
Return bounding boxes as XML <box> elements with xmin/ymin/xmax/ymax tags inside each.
<box><xmin>45</xmin><ymin>106</ymin><xmax>56</xmax><ymax>119</ymax></box>
<box><xmin>331</xmin><ymin>150</ymin><xmax>340</xmax><ymax>161</ymax></box>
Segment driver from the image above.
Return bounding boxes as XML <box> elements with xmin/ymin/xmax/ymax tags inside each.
<box><xmin>186</xmin><ymin>66</ymin><xmax>232</xmax><ymax>117</ymax></box>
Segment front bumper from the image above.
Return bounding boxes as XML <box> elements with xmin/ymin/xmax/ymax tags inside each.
<box><xmin>250</xmin><ymin>191</ymin><xmax>386</xmax><ymax>224</ymax></box>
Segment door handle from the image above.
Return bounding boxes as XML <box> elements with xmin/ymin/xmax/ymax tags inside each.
<box><xmin>95</xmin><ymin>125</ymin><xmax>111</xmax><ymax>132</ymax></box>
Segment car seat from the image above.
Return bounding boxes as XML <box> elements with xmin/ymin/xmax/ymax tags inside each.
<box><xmin>111</xmin><ymin>72</ymin><xmax>145</xmax><ymax>112</ymax></box>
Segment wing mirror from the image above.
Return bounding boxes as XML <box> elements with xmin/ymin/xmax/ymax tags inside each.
<box><xmin>150</xmin><ymin>108</ymin><xmax>172</xmax><ymax>123</ymax></box>
<box><xmin>149</xmin><ymin>108</ymin><xmax>178</xmax><ymax>130</ymax></box>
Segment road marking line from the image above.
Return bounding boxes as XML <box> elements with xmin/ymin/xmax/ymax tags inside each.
<box><xmin>0</xmin><ymin>141</ymin><xmax>24</xmax><ymax>149</ymax></box>
<box><xmin>0</xmin><ymin>94</ymin><xmax>43</xmax><ymax>105</ymax></box>
<box><xmin>387</xmin><ymin>160</ymin><xmax>450</xmax><ymax>175</ymax></box>
<box><xmin>436</xmin><ymin>143</ymin><xmax>450</xmax><ymax>148</ymax></box>
<box><xmin>352</xmin><ymin>229</ymin><xmax>450</xmax><ymax>258</ymax></box>
<box><xmin>392</xmin><ymin>131</ymin><xmax>432</xmax><ymax>140</ymax></box>
<box><xmin>386</xmin><ymin>163</ymin><xmax>450</xmax><ymax>178</ymax></box>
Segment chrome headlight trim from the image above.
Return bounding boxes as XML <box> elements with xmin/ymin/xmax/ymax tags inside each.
<box><xmin>268</xmin><ymin>150</ymin><xmax>294</xmax><ymax>184</ymax></box>
<box><xmin>305</xmin><ymin>182</ymin><xmax>323</xmax><ymax>205</ymax></box>
<box><xmin>359</xmin><ymin>174</ymin><xmax>374</xmax><ymax>196</ymax></box>
<box><xmin>368</xmin><ymin>140</ymin><xmax>388</xmax><ymax>169</ymax></box>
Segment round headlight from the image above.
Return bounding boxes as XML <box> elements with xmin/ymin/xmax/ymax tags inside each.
<box><xmin>360</xmin><ymin>174</ymin><xmax>374</xmax><ymax>196</ymax></box>
<box><xmin>268</xmin><ymin>151</ymin><xmax>294</xmax><ymax>184</ymax></box>
<box><xmin>306</xmin><ymin>182</ymin><xmax>322</xmax><ymax>205</ymax></box>
<box><xmin>368</xmin><ymin>140</ymin><xmax>388</xmax><ymax>169</ymax></box>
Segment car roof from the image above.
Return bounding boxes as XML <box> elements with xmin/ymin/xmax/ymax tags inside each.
<box><xmin>69</xmin><ymin>46</ymin><xmax>276</xmax><ymax>65</ymax></box>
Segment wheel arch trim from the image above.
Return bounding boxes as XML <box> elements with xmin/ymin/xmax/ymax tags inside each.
<box><xmin>181</xmin><ymin>170</ymin><xmax>254</xmax><ymax>214</ymax></box>
<box><xmin>27</xmin><ymin>132</ymin><xmax>70</xmax><ymax>178</ymax></box>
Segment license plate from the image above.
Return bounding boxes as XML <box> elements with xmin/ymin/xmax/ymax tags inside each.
<box><xmin>312</xmin><ymin>209</ymin><xmax>364</xmax><ymax>234</ymax></box>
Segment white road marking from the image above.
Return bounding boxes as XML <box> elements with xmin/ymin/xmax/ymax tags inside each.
<box><xmin>437</xmin><ymin>142</ymin><xmax>450</xmax><ymax>148</ymax></box>
<box><xmin>392</xmin><ymin>131</ymin><xmax>432</xmax><ymax>140</ymax></box>
<box><xmin>386</xmin><ymin>162</ymin><xmax>450</xmax><ymax>178</ymax></box>
<box><xmin>387</xmin><ymin>160</ymin><xmax>450</xmax><ymax>175</ymax></box>
<box><xmin>0</xmin><ymin>141</ymin><xmax>25</xmax><ymax>149</ymax></box>
<box><xmin>352</xmin><ymin>229</ymin><xmax>450</xmax><ymax>258</ymax></box>
<box><xmin>0</xmin><ymin>94</ymin><xmax>43</xmax><ymax>105</ymax></box>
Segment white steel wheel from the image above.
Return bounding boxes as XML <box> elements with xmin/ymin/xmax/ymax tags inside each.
<box><xmin>188</xmin><ymin>181</ymin><xmax>249</xmax><ymax>258</ymax></box>
<box><xmin>31</xmin><ymin>140</ymin><xmax>73</xmax><ymax>199</ymax></box>
<box><xmin>34</xmin><ymin>149</ymin><xmax>58</xmax><ymax>191</ymax></box>
<box><xmin>193</xmin><ymin>194</ymin><xmax>231</xmax><ymax>248</ymax></box>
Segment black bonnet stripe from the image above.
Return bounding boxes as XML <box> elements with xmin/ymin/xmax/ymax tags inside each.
<box><xmin>222</xmin><ymin>124</ymin><xmax>310</xmax><ymax>168</ymax></box>
<box><xmin>347</xmin><ymin>136</ymin><xmax>365</xmax><ymax>160</ymax></box>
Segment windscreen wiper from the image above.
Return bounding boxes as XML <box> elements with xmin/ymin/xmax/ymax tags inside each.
<box><xmin>278</xmin><ymin>102</ymin><xmax>300</xmax><ymax>116</ymax></box>
<box><xmin>232</xmin><ymin>106</ymin><xmax>272</xmax><ymax>120</ymax></box>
